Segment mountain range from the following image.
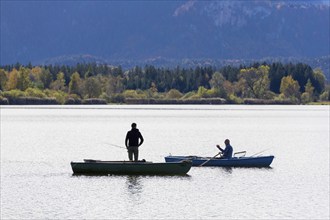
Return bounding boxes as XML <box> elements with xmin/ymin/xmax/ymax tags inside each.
<box><xmin>1</xmin><ymin>0</ymin><xmax>329</xmax><ymax>74</ymax></box>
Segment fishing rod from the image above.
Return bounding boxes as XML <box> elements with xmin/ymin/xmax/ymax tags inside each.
<box><xmin>250</xmin><ymin>148</ymin><xmax>272</xmax><ymax>157</ymax></box>
<box><xmin>104</xmin><ymin>143</ymin><xmax>127</xmax><ymax>149</ymax></box>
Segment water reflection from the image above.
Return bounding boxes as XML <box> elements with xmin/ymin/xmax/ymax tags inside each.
<box><xmin>213</xmin><ymin>166</ymin><xmax>274</xmax><ymax>175</ymax></box>
<box><xmin>125</xmin><ymin>176</ymin><xmax>143</xmax><ymax>195</ymax></box>
<box><xmin>222</xmin><ymin>167</ymin><xmax>233</xmax><ymax>174</ymax></box>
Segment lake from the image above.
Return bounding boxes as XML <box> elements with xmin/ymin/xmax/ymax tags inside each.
<box><xmin>1</xmin><ymin>105</ymin><xmax>329</xmax><ymax>219</ymax></box>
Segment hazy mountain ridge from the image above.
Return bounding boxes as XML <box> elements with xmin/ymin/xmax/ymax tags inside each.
<box><xmin>1</xmin><ymin>1</ymin><xmax>329</xmax><ymax>66</ymax></box>
<box><xmin>169</xmin><ymin>1</ymin><xmax>329</xmax><ymax>59</ymax></box>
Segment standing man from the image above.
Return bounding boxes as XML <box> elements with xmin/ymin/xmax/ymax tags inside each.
<box><xmin>125</xmin><ymin>123</ymin><xmax>144</xmax><ymax>161</ymax></box>
<box><xmin>216</xmin><ymin>139</ymin><xmax>233</xmax><ymax>159</ymax></box>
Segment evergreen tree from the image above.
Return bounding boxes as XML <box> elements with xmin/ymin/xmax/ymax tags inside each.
<box><xmin>40</xmin><ymin>68</ymin><xmax>53</xmax><ymax>89</ymax></box>
<box><xmin>269</xmin><ymin>62</ymin><xmax>286</xmax><ymax>93</ymax></box>
<box><xmin>17</xmin><ymin>67</ymin><xmax>31</xmax><ymax>91</ymax></box>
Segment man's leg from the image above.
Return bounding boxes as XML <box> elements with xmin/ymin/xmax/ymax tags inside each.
<box><xmin>128</xmin><ymin>148</ymin><xmax>133</xmax><ymax>161</ymax></box>
<box><xmin>133</xmin><ymin>147</ymin><xmax>139</xmax><ymax>161</ymax></box>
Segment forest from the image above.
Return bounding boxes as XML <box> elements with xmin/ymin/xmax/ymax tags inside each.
<box><xmin>0</xmin><ymin>62</ymin><xmax>329</xmax><ymax>105</ymax></box>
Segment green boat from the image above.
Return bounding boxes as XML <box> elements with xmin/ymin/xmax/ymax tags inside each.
<box><xmin>71</xmin><ymin>159</ymin><xmax>192</xmax><ymax>175</ymax></box>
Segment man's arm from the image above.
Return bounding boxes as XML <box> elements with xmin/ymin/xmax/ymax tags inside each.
<box><xmin>138</xmin><ymin>133</ymin><xmax>144</xmax><ymax>146</ymax></box>
<box><xmin>125</xmin><ymin>132</ymin><xmax>129</xmax><ymax>147</ymax></box>
<box><xmin>216</xmin><ymin>145</ymin><xmax>223</xmax><ymax>152</ymax></box>
<box><xmin>222</xmin><ymin>146</ymin><xmax>229</xmax><ymax>156</ymax></box>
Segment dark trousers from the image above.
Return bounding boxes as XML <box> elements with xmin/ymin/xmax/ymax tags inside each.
<box><xmin>127</xmin><ymin>146</ymin><xmax>139</xmax><ymax>161</ymax></box>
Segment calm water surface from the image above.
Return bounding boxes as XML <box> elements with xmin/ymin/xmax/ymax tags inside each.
<box><xmin>1</xmin><ymin>105</ymin><xmax>329</xmax><ymax>219</ymax></box>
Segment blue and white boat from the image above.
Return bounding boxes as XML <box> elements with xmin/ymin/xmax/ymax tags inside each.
<box><xmin>164</xmin><ymin>154</ymin><xmax>274</xmax><ymax>167</ymax></box>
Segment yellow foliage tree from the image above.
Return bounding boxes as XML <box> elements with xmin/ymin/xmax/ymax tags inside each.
<box><xmin>6</xmin><ymin>69</ymin><xmax>19</xmax><ymax>90</ymax></box>
<box><xmin>280</xmin><ymin>75</ymin><xmax>300</xmax><ymax>100</ymax></box>
<box><xmin>50</xmin><ymin>72</ymin><xmax>66</xmax><ymax>91</ymax></box>
<box><xmin>0</xmin><ymin>69</ymin><xmax>8</xmax><ymax>91</ymax></box>
<box><xmin>238</xmin><ymin>65</ymin><xmax>270</xmax><ymax>99</ymax></box>
<box><xmin>69</xmin><ymin>72</ymin><xmax>82</xmax><ymax>95</ymax></box>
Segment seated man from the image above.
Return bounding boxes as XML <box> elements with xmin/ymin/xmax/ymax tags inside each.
<box><xmin>216</xmin><ymin>139</ymin><xmax>233</xmax><ymax>159</ymax></box>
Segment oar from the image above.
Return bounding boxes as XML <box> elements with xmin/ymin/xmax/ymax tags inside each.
<box><xmin>199</xmin><ymin>152</ymin><xmax>221</xmax><ymax>167</ymax></box>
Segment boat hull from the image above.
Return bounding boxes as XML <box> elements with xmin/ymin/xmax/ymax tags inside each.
<box><xmin>71</xmin><ymin>160</ymin><xmax>192</xmax><ymax>175</ymax></box>
<box><xmin>165</xmin><ymin>155</ymin><xmax>274</xmax><ymax>167</ymax></box>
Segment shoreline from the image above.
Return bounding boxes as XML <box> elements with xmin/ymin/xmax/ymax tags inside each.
<box><xmin>1</xmin><ymin>97</ymin><xmax>329</xmax><ymax>105</ymax></box>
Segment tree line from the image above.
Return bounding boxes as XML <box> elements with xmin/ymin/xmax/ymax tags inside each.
<box><xmin>0</xmin><ymin>62</ymin><xmax>329</xmax><ymax>105</ymax></box>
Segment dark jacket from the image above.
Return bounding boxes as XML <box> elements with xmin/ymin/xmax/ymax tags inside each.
<box><xmin>220</xmin><ymin>144</ymin><xmax>233</xmax><ymax>159</ymax></box>
<box><xmin>125</xmin><ymin>128</ymin><xmax>144</xmax><ymax>147</ymax></box>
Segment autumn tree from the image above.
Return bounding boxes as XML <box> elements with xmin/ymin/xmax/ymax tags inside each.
<box><xmin>6</xmin><ymin>68</ymin><xmax>19</xmax><ymax>90</ymax></box>
<box><xmin>0</xmin><ymin>69</ymin><xmax>8</xmax><ymax>91</ymax></box>
<box><xmin>319</xmin><ymin>81</ymin><xmax>330</xmax><ymax>101</ymax></box>
<box><xmin>209</xmin><ymin>72</ymin><xmax>224</xmax><ymax>88</ymax></box>
<box><xmin>106</xmin><ymin>75</ymin><xmax>124</xmax><ymax>94</ymax></box>
<box><xmin>30</xmin><ymin>66</ymin><xmax>44</xmax><ymax>89</ymax></box>
<box><xmin>50</xmin><ymin>72</ymin><xmax>66</xmax><ymax>91</ymax></box>
<box><xmin>197</xmin><ymin>86</ymin><xmax>208</xmax><ymax>98</ymax></box>
<box><xmin>301</xmin><ymin>79</ymin><xmax>314</xmax><ymax>103</ymax></box>
<box><xmin>238</xmin><ymin>65</ymin><xmax>270</xmax><ymax>99</ymax></box>
<box><xmin>69</xmin><ymin>72</ymin><xmax>82</xmax><ymax>96</ymax></box>
<box><xmin>220</xmin><ymin>80</ymin><xmax>234</xmax><ymax>97</ymax></box>
<box><xmin>311</xmin><ymin>68</ymin><xmax>326</xmax><ymax>95</ymax></box>
<box><xmin>147</xmin><ymin>82</ymin><xmax>158</xmax><ymax>98</ymax></box>
<box><xmin>84</xmin><ymin>77</ymin><xmax>102</xmax><ymax>98</ymax></box>
<box><xmin>280</xmin><ymin>75</ymin><xmax>300</xmax><ymax>101</ymax></box>
<box><xmin>209</xmin><ymin>72</ymin><xmax>226</xmax><ymax>98</ymax></box>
